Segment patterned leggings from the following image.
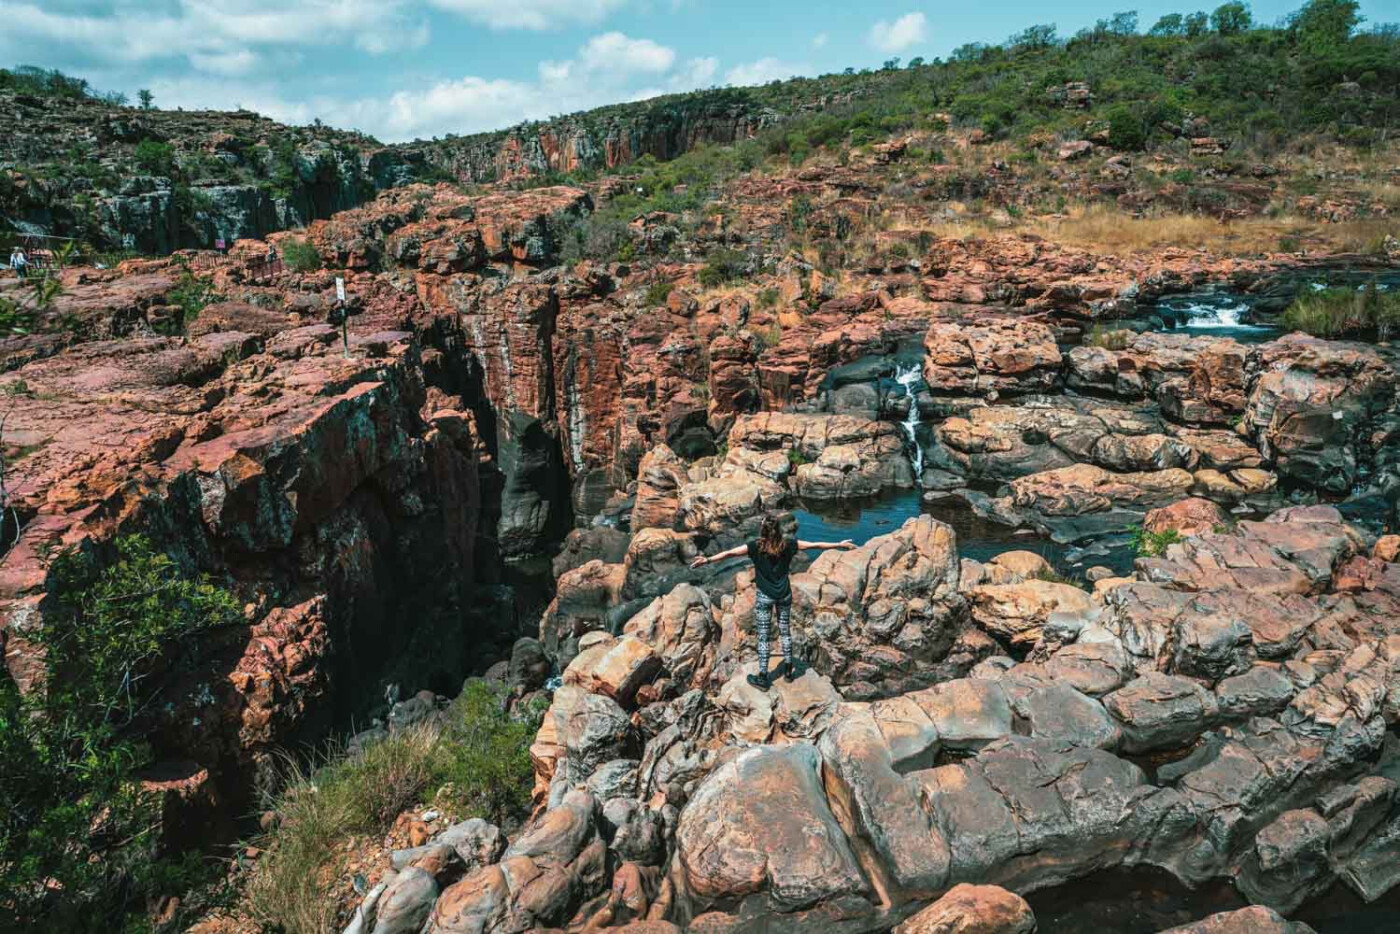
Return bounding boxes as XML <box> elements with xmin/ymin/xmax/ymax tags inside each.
<box><xmin>753</xmin><ymin>592</ymin><xmax>792</xmax><ymax>675</ymax></box>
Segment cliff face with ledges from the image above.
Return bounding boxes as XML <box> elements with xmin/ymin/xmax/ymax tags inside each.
<box><xmin>414</xmin><ymin>97</ymin><xmax>787</xmax><ymax>182</ymax></box>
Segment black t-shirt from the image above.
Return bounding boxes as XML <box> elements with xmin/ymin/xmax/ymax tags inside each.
<box><xmin>748</xmin><ymin>538</ymin><xmax>797</xmax><ymax>602</ymax></box>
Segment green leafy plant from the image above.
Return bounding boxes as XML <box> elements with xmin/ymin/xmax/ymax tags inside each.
<box><xmin>1281</xmin><ymin>280</ymin><xmax>1400</xmax><ymax>339</ymax></box>
<box><xmin>0</xmin><ymin>298</ymin><xmax>35</xmax><ymax>336</ymax></box>
<box><xmin>697</xmin><ymin>248</ymin><xmax>747</xmax><ymax>288</ymax></box>
<box><xmin>786</xmin><ymin>447</ymin><xmax>810</xmax><ymax>467</ymax></box>
<box><xmin>281</xmin><ymin>238</ymin><xmax>324</xmax><ymax>273</ymax></box>
<box><xmin>133</xmin><ymin>139</ymin><xmax>176</xmax><ymax>177</ymax></box>
<box><xmin>0</xmin><ymin>536</ymin><xmax>241</xmax><ymax>929</ymax></box>
<box><xmin>1033</xmin><ymin>566</ymin><xmax>1088</xmax><ymax>589</ymax></box>
<box><xmin>644</xmin><ymin>280</ymin><xmax>674</xmax><ymax>306</ymax></box>
<box><xmin>164</xmin><ymin>262</ymin><xmax>221</xmax><ymax>333</ymax></box>
<box><xmin>1130</xmin><ymin>526</ymin><xmax>1184</xmax><ymax>557</ymax></box>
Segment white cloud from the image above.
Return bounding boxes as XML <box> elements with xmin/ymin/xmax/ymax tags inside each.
<box><xmin>323</xmin><ymin>32</ymin><xmax>709</xmax><ymax>142</ymax></box>
<box><xmin>868</xmin><ymin>12</ymin><xmax>927</xmax><ymax>53</ymax></box>
<box><xmin>0</xmin><ymin>0</ymin><xmax>429</xmax><ymax>75</ymax></box>
<box><xmin>424</xmin><ymin>0</ymin><xmax>628</xmax><ymax>30</ymax></box>
<box><xmin>725</xmin><ymin>57</ymin><xmax>809</xmax><ymax>87</ymax></box>
<box><xmin>672</xmin><ymin>56</ymin><xmax>718</xmax><ymax>88</ymax></box>
<box><xmin>813</xmin><ymin>32</ymin><xmax>828</xmax><ymax>49</ymax></box>
<box><xmin>186</xmin><ymin>49</ymin><xmax>261</xmax><ymax>77</ymax></box>
<box><xmin>578</xmin><ymin>32</ymin><xmax>675</xmax><ymax>73</ymax></box>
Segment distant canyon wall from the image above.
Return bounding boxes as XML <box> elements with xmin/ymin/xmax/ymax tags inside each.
<box><xmin>410</xmin><ymin>100</ymin><xmax>787</xmax><ymax>183</ymax></box>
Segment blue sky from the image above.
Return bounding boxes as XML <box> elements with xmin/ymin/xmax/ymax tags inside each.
<box><xmin>0</xmin><ymin>0</ymin><xmax>1392</xmax><ymax>144</ymax></box>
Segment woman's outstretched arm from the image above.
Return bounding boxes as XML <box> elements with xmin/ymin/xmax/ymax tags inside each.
<box><xmin>798</xmin><ymin>539</ymin><xmax>857</xmax><ymax>551</ymax></box>
<box><xmin>690</xmin><ymin>544</ymin><xmax>749</xmax><ymax>568</ymax></box>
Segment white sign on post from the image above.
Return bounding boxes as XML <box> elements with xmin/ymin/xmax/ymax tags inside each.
<box><xmin>335</xmin><ymin>277</ymin><xmax>346</xmax><ymax>302</ymax></box>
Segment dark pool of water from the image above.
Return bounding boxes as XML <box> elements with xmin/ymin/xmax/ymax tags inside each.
<box><xmin>793</xmin><ymin>489</ymin><xmax>1137</xmax><ymax>577</ymax></box>
<box><xmin>1025</xmin><ymin>867</ymin><xmax>1400</xmax><ymax>934</ymax></box>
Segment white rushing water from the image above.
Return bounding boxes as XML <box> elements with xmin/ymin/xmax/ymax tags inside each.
<box><xmin>894</xmin><ymin>362</ymin><xmax>924</xmax><ymax>482</ymax></box>
<box><xmin>1176</xmin><ymin>296</ymin><xmax>1253</xmax><ymax>329</ymax></box>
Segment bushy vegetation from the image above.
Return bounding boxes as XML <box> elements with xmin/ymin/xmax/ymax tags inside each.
<box><xmin>133</xmin><ymin>139</ymin><xmax>177</xmax><ymax>177</ymax></box>
<box><xmin>461</xmin><ymin>0</ymin><xmax>1395</xmax><ymax>182</ymax></box>
<box><xmin>1282</xmin><ymin>280</ymin><xmax>1400</xmax><ymax>339</ymax></box>
<box><xmin>697</xmin><ymin>247</ymin><xmax>749</xmax><ymax>288</ymax></box>
<box><xmin>247</xmin><ymin>681</ymin><xmax>542</xmax><ymax>934</ymax></box>
<box><xmin>164</xmin><ymin>262</ymin><xmax>221</xmax><ymax>334</ymax></box>
<box><xmin>457</xmin><ymin>0</ymin><xmax>1398</xmax><ymax>267</ymax></box>
<box><xmin>0</xmin><ymin>65</ymin><xmax>127</xmax><ymax>104</ymax></box>
<box><xmin>281</xmin><ymin>237</ymin><xmax>324</xmax><ymax>273</ymax></box>
<box><xmin>643</xmin><ymin>280</ymin><xmax>674</xmax><ymax>306</ymax></box>
<box><xmin>1131</xmin><ymin>526</ymin><xmax>1184</xmax><ymax>556</ymax></box>
<box><xmin>0</xmin><ymin>536</ymin><xmax>242</xmax><ymax>930</ymax></box>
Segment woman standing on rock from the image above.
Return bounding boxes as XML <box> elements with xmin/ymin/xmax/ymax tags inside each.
<box><xmin>690</xmin><ymin>513</ymin><xmax>855</xmax><ymax>690</ymax></box>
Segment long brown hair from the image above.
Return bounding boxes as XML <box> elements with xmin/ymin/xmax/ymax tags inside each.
<box><xmin>757</xmin><ymin>513</ymin><xmax>789</xmax><ymax>560</ymax></box>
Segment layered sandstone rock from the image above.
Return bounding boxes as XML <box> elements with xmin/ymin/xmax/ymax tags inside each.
<box><xmin>969</xmin><ymin>463</ymin><xmax>1197</xmax><ymax>541</ymax></box>
<box><xmin>0</xmin><ymin>295</ymin><xmax>504</xmax><ymax>841</ymax></box>
<box><xmin>423</xmin><ymin>502</ymin><xmax>1400</xmax><ymax>933</ymax></box>
<box><xmin>788</xmin><ymin>516</ymin><xmax>967</xmax><ymax>697</ymax></box>
<box><xmin>922</xmin><ymin>317</ymin><xmax>1062</xmax><ymax>397</ymax></box>
<box><xmin>926</xmin><ymin>397</ymin><xmax>1191</xmax><ymax>482</ymax></box>
<box><xmin>1243</xmin><ymin>334</ymin><xmax>1399</xmax><ymax>494</ymax></box>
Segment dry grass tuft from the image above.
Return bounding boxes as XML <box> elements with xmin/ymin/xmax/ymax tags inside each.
<box><xmin>917</xmin><ymin>203</ymin><xmax>1396</xmax><ymax>258</ymax></box>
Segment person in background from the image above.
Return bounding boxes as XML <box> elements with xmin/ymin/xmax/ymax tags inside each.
<box><xmin>9</xmin><ymin>247</ymin><xmax>28</xmax><ymax>279</ymax></box>
<box><xmin>690</xmin><ymin>513</ymin><xmax>855</xmax><ymax>690</ymax></box>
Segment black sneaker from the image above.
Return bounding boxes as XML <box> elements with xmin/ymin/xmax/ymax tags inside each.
<box><xmin>782</xmin><ymin>659</ymin><xmax>805</xmax><ymax>682</ymax></box>
<box><xmin>746</xmin><ymin>671</ymin><xmax>771</xmax><ymax>691</ymax></box>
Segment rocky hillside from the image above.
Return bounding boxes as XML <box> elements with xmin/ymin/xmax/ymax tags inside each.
<box><xmin>4</xmin><ymin>143</ymin><xmax>1400</xmax><ymax>928</ymax></box>
<box><xmin>413</xmin><ymin>6</ymin><xmax>1400</xmax><ymax>183</ymax></box>
<box><xmin>6</xmin><ymin>4</ymin><xmax>1398</xmax><ymax>254</ymax></box>
<box><xmin>0</xmin><ymin>69</ymin><xmax>426</xmax><ymax>253</ymax></box>
<box><xmin>2</xmin><ymin>2</ymin><xmax>1400</xmax><ymax>930</ymax></box>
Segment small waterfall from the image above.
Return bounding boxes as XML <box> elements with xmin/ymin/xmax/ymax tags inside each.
<box><xmin>895</xmin><ymin>362</ymin><xmax>924</xmax><ymax>483</ymax></box>
<box><xmin>1178</xmin><ymin>296</ymin><xmax>1250</xmax><ymax>328</ymax></box>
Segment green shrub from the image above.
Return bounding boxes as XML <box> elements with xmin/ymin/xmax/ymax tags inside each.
<box><xmin>697</xmin><ymin>248</ymin><xmax>747</xmax><ymax>288</ymax></box>
<box><xmin>558</xmin><ymin>214</ymin><xmax>632</xmax><ymax>263</ymax></box>
<box><xmin>787</xmin><ymin>447</ymin><xmax>809</xmax><ymax>467</ymax></box>
<box><xmin>1130</xmin><ymin>526</ymin><xmax>1183</xmax><ymax>557</ymax></box>
<box><xmin>0</xmin><ymin>536</ymin><xmax>241</xmax><ymax>930</ymax></box>
<box><xmin>281</xmin><ymin>238</ymin><xmax>323</xmax><ymax>273</ymax></box>
<box><xmin>644</xmin><ymin>280</ymin><xmax>674</xmax><ymax>306</ymax></box>
<box><xmin>1033</xmin><ymin>566</ymin><xmax>1088</xmax><ymax>589</ymax></box>
<box><xmin>248</xmin><ymin>681</ymin><xmax>541</xmax><ymax>934</ymax></box>
<box><xmin>1105</xmin><ymin>104</ymin><xmax>1150</xmax><ymax>151</ymax></box>
<box><xmin>133</xmin><ymin>139</ymin><xmax>176</xmax><ymax>176</ymax></box>
<box><xmin>0</xmin><ymin>297</ymin><xmax>35</xmax><ymax>336</ymax></box>
<box><xmin>756</xmin><ymin>287</ymin><xmax>779</xmax><ymax>308</ymax></box>
<box><xmin>431</xmin><ymin>681</ymin><xmax>544</xmax><ymax>824</ymax></box>
<box><xmin>165</xmin><ymin>263</ymin><xmax>221</xmax><ymax>333</ymax></box>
